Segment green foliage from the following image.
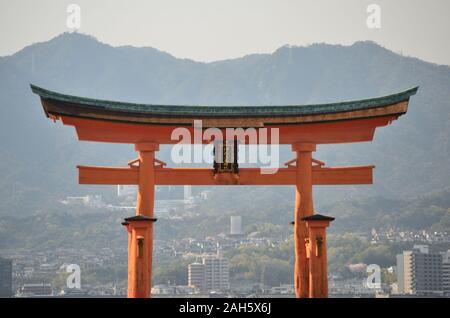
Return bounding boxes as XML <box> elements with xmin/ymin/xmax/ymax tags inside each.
<box><xmin>328</xmin><ymin>233</ymin><xmax>369</xmax><ymax>274</ymax></box>
<box><xmin>52</xmin><ymin>272</ymin><xmax>69</xmax><ymax>291</ymax></box>
<box><xmin>381</xmin><ymin>269</ymin><xmax>396</xmax><ymax>286</ymax></box>
<box><xmin>227</xmin><ymin>244</ymin><xmax>293</xmax><ymax>287</ymax></box>
<box><xmin>82</xmin><ymin>266</ymin><xmax>127</xmax><ymax>285</ymax></box>
<box><xmin>353</xmin><ymin>245</ymin><xmax>395</xmax><ymax>267</ymax></box>
<box><xmin>153</xmin><ymin>258</ymin><xmax>194</xmax><ymax>285</ymax></box>
<box><xmin>324</xmin><ymin>189</ymin><xmax>450</xmax><ymax>233</ymax></box>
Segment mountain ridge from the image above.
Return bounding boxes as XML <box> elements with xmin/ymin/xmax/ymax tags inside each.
<box><xmin>0</xmin><ymin>32</ymin><xmax>449</xmax><ymax>217</ymax></box>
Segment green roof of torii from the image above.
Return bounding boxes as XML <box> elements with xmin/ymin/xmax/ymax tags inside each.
<box><xmin>30</xmin><ymin>84</ymin><xmax>418</xmax><ymax>118</ymax></box>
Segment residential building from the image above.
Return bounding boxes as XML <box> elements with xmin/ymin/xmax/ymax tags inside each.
<box><xmin>188</xmin><ymin>254</ymin><xmax>229</xmax><ymax>292</ymax></box>
<box><xmin>203</xmin><ymin>255</ymin><xmax>229</xmax><ymax>291</ymax></box>
<box><xmin>188</xmin><ymin>262</ymin><xmax>205</xmax><ymax>290</ymax></box>
<box><xmin>20</xmin><ymin>283</ymin><xmax>53</xmax><ymax>297</ymax></box>
<box><xmin>396</xmin><ymin>245</ymin><xmax>443</xmax><ymax>296</ymax></box>
<box><xmin>440</xmin><ymin>250</ymin><xmax>450</xmax><ymax>295</ymax></box>
<box><xmin>0</xmin><ymin>256</ymin><xmax>12</xmax><ymax>297</ymax></box>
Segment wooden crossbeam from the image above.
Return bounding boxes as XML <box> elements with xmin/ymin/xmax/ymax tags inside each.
<box><xmin>79</xmin><ymin>165</ymin><xmax>139</xmax><ymax>184</ymax></box>
<box><xmin>78</xmin><ymin>165</ymin><xmax>374</xmax><ymax>186</ymax></box>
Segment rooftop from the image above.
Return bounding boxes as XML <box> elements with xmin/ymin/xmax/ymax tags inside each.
<box><xmin>31</xmin><ymin>84</ymin><xmax>418</xmax><ymax>119</ymax></box>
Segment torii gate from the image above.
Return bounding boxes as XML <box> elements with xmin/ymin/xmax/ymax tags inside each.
<box><xmin>31</xmin><ymin>84</ymin><xmax>417</xmax><ymax>298</ymax></box>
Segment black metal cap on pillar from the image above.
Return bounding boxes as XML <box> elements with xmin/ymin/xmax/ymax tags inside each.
<box><xmin>123</xmin><ymin>215</ymin><xmax>158</xmax><ymax>223</ymax></box>
<box><xmin>301</xmin><ymin>214</ymin><xmax>335</xmax><ymax>222</ymax></box>
<box><xmin>291</xmin><ymin>214</ymin><xmax>335</xmax><ymax>225</ymax></box>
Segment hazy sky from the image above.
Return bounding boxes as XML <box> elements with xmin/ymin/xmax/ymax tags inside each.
<box><xmin>1</xmin><ymin>0</ymin><xmax>449</xmax><ymax>65</ymax></box>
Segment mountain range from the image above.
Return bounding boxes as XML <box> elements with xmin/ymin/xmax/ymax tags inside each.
<box><xmin>1</xmin><ymin>32</ymin><xmax>450</xmax><ymax>222</ymax></box>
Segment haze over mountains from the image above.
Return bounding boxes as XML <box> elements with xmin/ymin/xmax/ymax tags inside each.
<box><xmin>1</xmin><ymin>32</ymin><xmax>450</xmax><ymax>219</ymax></box>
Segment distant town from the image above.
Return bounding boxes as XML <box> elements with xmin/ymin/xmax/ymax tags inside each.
<box><xmin>1</xmin><ymin>185</ymin><xmax>449</xmax><ymax>298</ymax></box>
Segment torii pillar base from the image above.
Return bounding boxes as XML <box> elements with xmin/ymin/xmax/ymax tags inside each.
<box><xmin>122</xmin><ymin>215</ymin><xmax>157</xmax><ymax>298</ymax></box>
<box><xmin>302</xmin><ymin>214</ymin><xmax>334</xmax><ymax>298</ymax></box>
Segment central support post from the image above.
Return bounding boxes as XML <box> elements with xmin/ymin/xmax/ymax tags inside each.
<box><xmin>292</xmin><ymin>142</ymin><xmax>316</xmax><ymax>298</ymax></box>
<box><xmin>124</xmin><ymin>142</ymin><xmax>159</xmax><ymax>298</ymax></box>
<box><xmin>136</xmin><ymin>142</ymin><xmax>158</xmax><ymax>217</ymax></box>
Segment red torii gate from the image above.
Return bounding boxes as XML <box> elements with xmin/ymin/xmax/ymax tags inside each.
<box><xmin>31</xmin><ymin>84</ymin><xmax>417</xmax><ymax>298</ymax></box>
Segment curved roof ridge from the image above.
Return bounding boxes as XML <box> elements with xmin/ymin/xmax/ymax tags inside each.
<box><xmin>30</xmin><ymin>84</ymin><xmax>418</xmax><ymax>117</ymax></box>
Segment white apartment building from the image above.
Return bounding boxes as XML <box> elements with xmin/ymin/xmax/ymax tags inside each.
<box><xmin>188</xmin><ymin>254</ymin><xmax>229</xmax><ymax>292</ymax></box>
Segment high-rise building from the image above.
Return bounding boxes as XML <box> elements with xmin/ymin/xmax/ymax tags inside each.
<box><xmin>0</xmin><ymin>256</ymin><xmax>12</xmax><ymax>297</ymax></box>
<box><xmin>396</xmin><ymin>245</ymin><xmax>443</xmax><ymax>296</ymax></box>
<box><xmin>230</xmin><ymin>216</ymin><xmax>243</xmax><ymax>236</ymax></box>
<box><xmin>188</xmin><ymin>262</ymin><xmax>205</xmax><ymax>290</ymax></box>
<box><xmin>20</xmin><ymin>283</ymin><xmax>52</xmax><ymax>297</ymax></box>
<box><xmin>184</xmin><ymin>185</ymin><xmax>193</xmax><ymax>202</ymax></box>
<box><xmin>440</xmin><ymin>250</ymin><xmax>450</xmax><ymax>296</ymax></box>
<box><xmin>188</xmin><ymin>254</ymin><xmax>229</xmax><ymax>292</ymax></box>
<box><xmin>203</xmin><ymin>255</ymin><xmax>229</xmax><ymax>291</ymax></box>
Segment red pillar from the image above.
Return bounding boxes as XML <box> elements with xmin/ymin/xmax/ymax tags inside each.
<box><xmin>122</xmin><ymin>215</ymin><xmax>157</xmax><ymax>298</ymax></box>
<box><xmin>292</xmin><ymin>142</ymin><xmax>316</xmax><ymax>298</ymax></box>
<box><xmin>124</xmin><ymin>142</ymin><xmax>159</xmax><ymax>298</ymax></box>
<box><xmin>135</xmin><ymin>142</ymin><xmax>158</xmax><ymax>217</ymax></box>
<box><xmin>302</xmin><ymin>214</ymin><xmax>334</xmax><ymax>298</ymax></box>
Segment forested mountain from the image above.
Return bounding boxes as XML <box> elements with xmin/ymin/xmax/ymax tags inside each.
<box><xmin>0</xmin><ymin>32</ymin><xmax>449</xmax><ymax>231</ymax></box>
